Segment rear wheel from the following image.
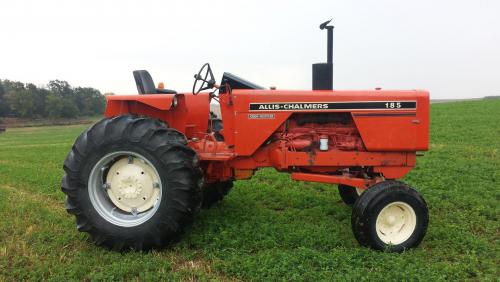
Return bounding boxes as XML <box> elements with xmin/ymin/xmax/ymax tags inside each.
<box><xmin>62</xmin><ymin>116</ymin><xmax>202</xmax><ymax>251</ymax></box>
<box><xmin>351</xmin><ymin>180</ymin><xmax>428</xmax><ymax>252</ymax></box>
<box><xmin>338</xmin><ymin>184</ymin><xmax>364</xmax><ymax>206</ymax></box>
<box><xmin>201</xmin><ymin>181</ymin><xmax>233</xmax><ymax>208</ymax></box>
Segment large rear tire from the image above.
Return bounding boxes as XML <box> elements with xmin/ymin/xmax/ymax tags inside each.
<box><xmin>61</xmin><ymin>115</ymin><xmax>202</xmax><ymax>251</ymax></box>
<box><xmin>351</xmin><ymin>180</ymin><xmax>428</xmax><ymax>252</ymax></box>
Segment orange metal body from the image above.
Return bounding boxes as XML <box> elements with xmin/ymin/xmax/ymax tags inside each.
<box><xmin>105</xmin><ymin>88</ymin><xmax>429</xmax><ymax>189</ymax></box>
<box><xmin>106</xmin><ymin>93</ymin><xmax>210</xmax><ymax>138</ymax></box>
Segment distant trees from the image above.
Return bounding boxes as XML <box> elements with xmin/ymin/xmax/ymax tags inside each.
<box><xmin>0</xmin><ymin>79</ymin><xmax>105</xmax><ymax>119</ymax></box>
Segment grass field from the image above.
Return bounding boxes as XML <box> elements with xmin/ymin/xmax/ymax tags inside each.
<box><xmin>0</xmin><ymin>100</ymin><xmax>499</xmax><ymax>281</ymax></box>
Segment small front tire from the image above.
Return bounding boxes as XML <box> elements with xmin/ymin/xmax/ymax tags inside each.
<box><xmin>351</xmin><ymin>180</ymin><xmax>428</xmax><ymax>252</ymax></box>
<box><xmin>338</xmin><ymin>184</ymin><xmax>364</xmax><ymax>206</ymax></box>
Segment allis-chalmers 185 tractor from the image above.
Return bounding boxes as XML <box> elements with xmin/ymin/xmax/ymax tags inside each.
<box><xmin>62</xmin><ymin>21</ymin><xmax>429</xmax><ymax>252</ymax></box>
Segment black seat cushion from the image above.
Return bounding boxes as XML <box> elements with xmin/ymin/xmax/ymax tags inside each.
<box><xmin>133</xmin><ymin>70</ymin><xmax>177</xmax><ymax>95</ymax></box>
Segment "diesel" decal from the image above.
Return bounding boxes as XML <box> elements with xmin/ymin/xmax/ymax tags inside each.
<box><xmin>248</xmin><ymin>113</ymin><xmax>276</xmax><ymax>119</ymax></box>
<box><xmin>249</xmin><ymin>101</ymin><xmax>417</xmax><ymax>111</ymax></box>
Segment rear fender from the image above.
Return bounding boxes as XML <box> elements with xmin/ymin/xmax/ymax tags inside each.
<box><xmin>104</xmin><ymin>93</ymin><xmax>210</xmax><ymax>138</ymax></box>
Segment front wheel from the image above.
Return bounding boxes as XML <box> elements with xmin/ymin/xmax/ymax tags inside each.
<box><xmin>338</xmin><ymin>184</ymin><xmax>364</xmax><ymax>206</ymax></box>
<box><xmin>62</xmin><ymin>116</ymin><xmax>202</xmax><ymax>251</ymax></box>
<box><xmin>351</xmin><ymin>180</ymin><xmax>428</xmax><ymax>252</ymax></box>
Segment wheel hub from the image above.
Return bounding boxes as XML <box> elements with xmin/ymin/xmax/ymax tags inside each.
<box><xmin>117</xmin><ymin>176</ymin><xmax>143</xmax><ymax>199</ymax></box>
<box><xmin>375</xmin><ymin>201</ymin><xmax>417</xmax><ymax>245</ymax></box>
<box><xmin>106</xmin><ymin>157</ymin><xmax>160</xmax><ymax>213</ymax></box>
<box><xmin>386</xmin><ymin>215</ymin><xmax>397</xmax><ymax>225</ymax></box>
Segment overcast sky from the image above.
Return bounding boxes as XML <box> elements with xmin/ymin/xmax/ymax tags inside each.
<box><xmin>1</xmin><ymin>0</ymin><xmax>499</xmax><ymax>98</ymax></box>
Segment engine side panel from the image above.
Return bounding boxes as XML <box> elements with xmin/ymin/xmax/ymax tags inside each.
<box><xmin>221</xmin><ymin>89</ymin><xmax>429</xmax><ymax>156</ymax></box>
<box><xmin>352</xmin><ymin>93</ymin><xmax>429</xmax><ymax>151</ymax></box>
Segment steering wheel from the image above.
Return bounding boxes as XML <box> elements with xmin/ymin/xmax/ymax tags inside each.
<box><xmin>192</xmin><ymin>63</ymin><xmax>216</xmax><ymax>95</ymax></box>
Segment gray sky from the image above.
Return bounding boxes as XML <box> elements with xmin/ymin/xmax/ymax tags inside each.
<box><xmin>1</xmin><ymin>0</ymin><xmax>499</xmax><ymax>99</ymax></box>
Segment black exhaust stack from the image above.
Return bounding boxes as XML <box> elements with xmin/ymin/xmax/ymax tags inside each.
<box><xmin>312</xmin><ymin>19</ymin><xmax>334</xmax><ymax>90</ymax></box>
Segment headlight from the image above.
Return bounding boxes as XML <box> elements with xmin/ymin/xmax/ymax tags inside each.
<box><xmin>171</xmin><ymin>95</ymin><xmax>178</xmax><ymax>108</ymax></box>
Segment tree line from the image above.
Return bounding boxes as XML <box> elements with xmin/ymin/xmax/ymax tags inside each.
<box><xmin>0</xmin><ymin>79</ymin><xmax>106</xmax><ymax>119</ymax></box>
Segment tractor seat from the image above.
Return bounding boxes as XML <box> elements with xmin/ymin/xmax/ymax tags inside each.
<box><xmin>133</xmin><ymin>70</ymin><xmax>177</xmax><ymax>95</ymax></box>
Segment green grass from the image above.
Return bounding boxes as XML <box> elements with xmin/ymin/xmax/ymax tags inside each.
<box><xmin>1</xmin><ymin>100</ymin><xmax>499</xmax><ymax>281</ymax></box>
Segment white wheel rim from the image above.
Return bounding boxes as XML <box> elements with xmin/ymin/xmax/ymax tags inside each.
<box><xmin>106</xmin><ymin>157</ymin><xmax>160</xmax><ymax>213</ymax></box>
<box><xmin>355</xmin><ymin>188</ymin><xmax>364</xmax><ymax>196</ymax></box>
<box><xmin>88</xmin><ymin>151</ymin><xmax>162</xmax><ymax>227</ymax></box>
<box><xmin>375</xmin><ymin>201</ymin><xmax>417</xmax><ymax>245</ymax></box>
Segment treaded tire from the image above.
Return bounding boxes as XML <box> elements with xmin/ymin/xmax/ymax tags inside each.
<box><xmin>61</xmin><ymin>115</ymin><xmax>202</xmax><ymax>251</ymax></box>
<box><xmin>351</xmin><ymin>180</ymin><xmax>428</xmax><ymax>252</ymax></box>
<box><xmin>201</xmin><ymin>181</ymin><xmax>233</xmax><ymax>208</ymax></box>
<box><xmin>338</xmin><ymin>184</ymin><xmax>361</xmax><ymax>206</ymax></box>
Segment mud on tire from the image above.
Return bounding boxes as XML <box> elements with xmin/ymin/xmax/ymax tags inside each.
<box><xmin>61</xmin><ymin>115</ymin><xmax>202</xmax><ymax>251</ymax></box>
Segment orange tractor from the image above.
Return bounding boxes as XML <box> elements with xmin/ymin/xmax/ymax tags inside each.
<box><xmin>62</xmin><ymin>20</ymin><xmax>429</xmax><ymax>252</ymax></box>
